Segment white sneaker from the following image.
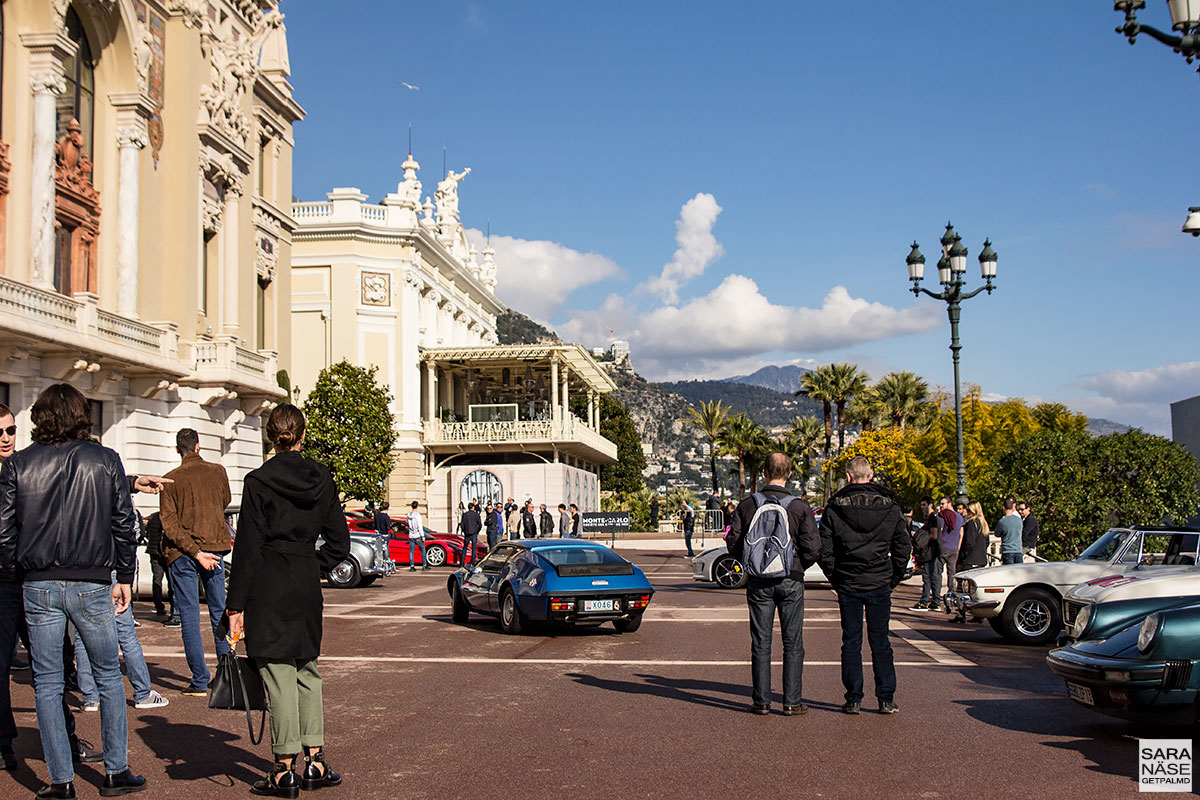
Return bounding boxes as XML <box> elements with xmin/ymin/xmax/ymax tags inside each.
<box><xmin>82</xmin><ymin>702</ymin><xmax>99</xmax><ymax>712</ymax></box>
<box><xmin>134</xmin><ymin>690</ymin><xmax>169</xmax><ymax>709</ymax></box>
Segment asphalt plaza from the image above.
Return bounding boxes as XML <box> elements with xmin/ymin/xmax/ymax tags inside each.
<box><xmin>1</xmin><ymin>551</ymin><xmax>1170</xmax><ymax>799</ymax></box>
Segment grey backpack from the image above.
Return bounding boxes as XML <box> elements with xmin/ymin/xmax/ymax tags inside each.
<box><xmin>742</xmin><ymin>493</ymin><xmax>799</xmax><ymax>578</ymax></box>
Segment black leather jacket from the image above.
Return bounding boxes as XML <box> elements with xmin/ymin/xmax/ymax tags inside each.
<box><xmin>0</xmin><ymin>440</ymin><xmax>138</xmax><ymax>584</ymax></box>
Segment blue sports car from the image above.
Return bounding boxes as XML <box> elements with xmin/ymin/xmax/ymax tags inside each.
<box><xmin>446</xmin><ymin>539</ymin><xmax>654</xmax><ymax>634</ymax></box>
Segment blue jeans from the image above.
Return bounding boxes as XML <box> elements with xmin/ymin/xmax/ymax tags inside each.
<box><xmin>24</xmin><ymin>581</ymin><xmax>127</xmax><ymax>782</ymax></box>
<box><xmin>746</xmin><ymin>576</ymin><xmax>805</xmax><ymax>707</ymax></box>
<box><xmin>169</xmin><ymin>555</ymin><xmax>230</xmax><ymax>691</ymax></box>
<box><xmin>75</xmin><ymin>577</ymin><xmax>152</xmax><ymax>703</ymax></box>
<box><xmin>683</xmin><ymin>528</ymin><xmax>694</xmax><ymax>557</ymax></box>
<box><xmin>408</xmin><ymin>538</ymin><xmax>426</xmax><ymax>564</ymax></box>
<box><xmin>1001</xmin><ymin>552</ymin><xmax>1022</xmax><ymax>565</ymax></box>
<box><xmin>919</xmin><ymin>559</ymin><xmax>941</xmax><ymax>605</ymax></box>
<box><xmin>836</xmin><ymin>586</ymin><xmax>896</xmax><ymax>704</ymax></box>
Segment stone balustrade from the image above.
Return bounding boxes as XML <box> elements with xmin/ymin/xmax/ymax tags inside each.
<box><xmin>424</xmin><ymin>416</ymin><xmax>618</xmax><ymax>462</ymax></box>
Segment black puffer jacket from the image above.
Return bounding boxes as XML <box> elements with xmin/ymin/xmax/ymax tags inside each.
<box><xmin>0</xmin><ymin>440</ymin><xmax>138</xmax><ymax>584</ymax></box>
<box><xmin>818</xmin><ymin>482</ymin><xmax>912</xmax><ymax>593</ymax></box>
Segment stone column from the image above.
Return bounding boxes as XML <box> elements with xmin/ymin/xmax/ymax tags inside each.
<box><xmin>588</xmin><ymin>391</ymin><xmax>596</xmax><ymax>432</ymax></box>
<box><xmin>550</xmin><ymin>359</ymin><xmax>560</xmax><ymax>423</ymax></box>
<box><xmin>28</xmin><ymin>71</ymin><xmax>66</xmax><ymax>289</ymax></box>
<box><xmin>561</xmin><ymin>369</ymin><xmax>570</xmax><ymax>430</ymax></box>
<box><xmin>222</xmin><ymin>189</ymin><xmax>241</xmax><ymax>333</ymax></box>
<box><xmin>22</xmin><ymin>33</ymin><xmax>73</xmax><ymax>290</ymax></box>
<box><xmin>115</xmin><ymin>127</ymin><xmax>147</xmax><ymax>316</ymax></box>
<box><xmin>399</xmin><ymin>273</ymin><xmax>422</xmax><ymax>426</ymax></box>
<box><xmin>424</xmin><ymin>360</ymin><xmax>436</xmax><ymax>423</ymax></box>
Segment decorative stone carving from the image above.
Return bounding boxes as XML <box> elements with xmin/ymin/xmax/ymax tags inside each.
<box><xmin>117</xmin><ymin>127</ymin><xmax>148</xmax><ymax>150</ymax></box>
<box><xmin>420</xmin><ymin>196</ymin><xmax>435</xmax><ymax>227</ymax></box>
<box><xmin>54</xmin><ymin>120</ymin><xmax>102</xmax><ymax>294</ymax></box>
<box><xmin>30</xmin><ymin>71</ymin><xmax>66</xmax><ymax>96</ymax></box>
<box><xmin>435</xmin><ymin>167</ymin><xmax>470</xmax><ymax>222</ymax></box>
<box><xmin>361</xmin><ymin>272</ymin><xmax>391</xmax><ymax>307</ymax></box>
<box><xmin>199</xmin><ymin>25</ymin><xmax>260</xmax><ymax>148</ymax></box>
<box><xmin>165</xmin><ymin>0</ymin><xmax>206</xmax><ymax>29</ymax></box>
<box><xmin>399</xmin><ymin>155</ymin><xmax>422</xmax><ymax>210</ymax></box>
<box><xmin>403</xmin><ymin>269</ymin><xmax>423</xmax><ymax>290</ymax></box>
<box><xmin>202</xmin><ymin>193</ymin><xmax>223</xmax><ymax>234</ymax></box>
<box><xmin>199</xmin><ymin>148</ymin><xmax>244</xmax><ymax>196</ymax></box>
<box><xmin>480</xmin><ymin>244</ymin><xmax>497</xmax><ymax>292</ymax></box>
<box><xmin>256</xmin><ymin>232</ymin><xmax>277</xmax><ymax>285</ymax></box>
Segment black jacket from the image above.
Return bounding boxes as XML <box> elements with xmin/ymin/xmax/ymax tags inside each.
<box><xmin>539</xmin><ymin>510</ymin><xmax>555</xmax><ymax>535</ymax></box>
<box><xmin>726</xmin><ymin>485</ymin><xmax>820</xmax><ymax>582</ymax></box>
<box><xmin>522</xmin><ymin>509</ymin><xmax>538</xmax><ymax>537</ymax></box>
<box><xmin>226</xmin><ymin>451</ymin><xmax>351</xmax><ymax>661</ymax></box>
<box><xmin>958</xmin><ymin>518</ymin><xmax>988</xmax><ymax>570</ymax></box>
<box><xmin>912</xmin><ymin>512</ymin><xmax>943</xmax><ymax>565</ymax></box>
<box><xmin>146</xmin><ymin>512</ymin><xmax>165</xmax><ymax>559</ymax></box>
<box><xmin>461</xmin><ymin>509</ymin><xmax>482</xmax><ymax>538</ymax></box>
<box><xmin>0</xmin><ymin>440</ymin><xmax>138</xmax><ymax>584</ymax></box>
<box><xmin>1022</xmin><ymin>514</ymin><xmax>1040</xmax><ymax>549</ymax></box>
<box><xmin>818</xmin><ymin>482</ymin><xmax>912</xmax><ymax>593</ymax></box>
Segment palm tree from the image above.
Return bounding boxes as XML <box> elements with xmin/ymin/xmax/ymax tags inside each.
<box><xmin>846</xmin><ymin>386</ymin><xmax>887</xmax><ymax>432</ymax></box>
<box><xmin>873</xmin><ymin>371</ymin><xmax>929</xmax><ymax>430</ymax></box>
<box><xmin>684</xmin><ymin>399</ymin><xmax>730</xmax><ymax>497</ymax></box>
<box><xmin>797</xmin><ymin>365</ymin><xmax>837</xmax><ymax>502</ymax></box>
<box><xmin>787</xmin><ymin>416</ymin><xmax>823</xmax><ymax>494</ymax></box>
<box><xmin>717</xmin><ymin>413</ymin><xmax>760</xmax><ymax>499</ymax></box>
<box><xmin>828</xmin><ymin>362</ymin><xmax>870</xmax><ymax>451</ymax></box>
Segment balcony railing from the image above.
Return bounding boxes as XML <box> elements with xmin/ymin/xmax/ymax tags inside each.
<box><xmin>424</xmin><ymin>416</ymin><xmax>618</xmax><ymax>461</ymax></box>
<box><xmin>189</xmin><ymin>338</ymin><xmax>280</xmax><ymax>395</ymax></box>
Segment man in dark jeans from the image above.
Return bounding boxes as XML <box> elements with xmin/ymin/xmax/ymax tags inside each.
<box><xmin>144</xmin><ymin>512</ymin><xmax>177</xmax><ymax>624</ymax></box>
<box><xmin>460</xmin><ymin>502</ymin><xmax>482</xmax><ymax>567</ymax></box>
<box><xmin>726</xmin><ymin>453</ymin><xmax>820</xmax><ymax>716</ymax></box>
<box><xmin>819</xmin><ymin>456</ymin><xmax>912</xmax><ymax>716</ymax></box>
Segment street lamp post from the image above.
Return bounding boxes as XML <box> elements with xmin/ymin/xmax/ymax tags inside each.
<box><xmin>906</xmin><ymin>223</ymin><xmax>998</xmax><ymax>505</ymax></box>
<box><xmin>1113</xmin><ymin>1</ymin><xmax>1200</xmax><ymax>234</ymax></box>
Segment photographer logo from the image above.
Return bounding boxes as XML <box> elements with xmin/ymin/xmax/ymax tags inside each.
<box><xmin>1140</xmin><ymin>739</ymin><xmax>1191</xmax><ymax>792</ymax></box>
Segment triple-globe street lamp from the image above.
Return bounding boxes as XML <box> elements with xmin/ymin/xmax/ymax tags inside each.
<box><xmin>1113</xmin><ymin>1</ymin><xmax>1200</xmax><ymax>235</ymax></box>
<box><xmin>906</xmin><ymin>224</ymin><xmax>998</xmax><ymax>506</ymax></box>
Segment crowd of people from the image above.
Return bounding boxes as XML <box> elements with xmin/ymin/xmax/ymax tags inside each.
<box><xmin>0</xmin><ymin>385</ymin><xmax>347</xmax><ymax>798</ymax></box>
<box><xmin>908</xmin><ymin>495</ymin><xmax>1039</xmax><ymax>612</ymax></box>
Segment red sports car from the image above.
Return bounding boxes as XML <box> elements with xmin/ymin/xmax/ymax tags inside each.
<box><xmin>346</xmin><ymin>516</ymin><xmax>488</xmax><ymax>568</ymax></box>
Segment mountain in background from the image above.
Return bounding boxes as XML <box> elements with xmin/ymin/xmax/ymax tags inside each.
<box><xmin>658</xmin><ymin>379</ymin><xmax>821</xmax><ymax>429</ymax></box>
<box><xmin>496</xmin><ymin>310</ymin><xmax>560</xmax><ymax>346</ymax></box>
<box><xmin>723</xmin><ymin>364</ymin><xmax>811</xmax><ymax>394</ymax></box>
<box><xmin>1086</xmin><ymin>417</ymin><xmax>1134</xmax><ymax>436</ymax></box>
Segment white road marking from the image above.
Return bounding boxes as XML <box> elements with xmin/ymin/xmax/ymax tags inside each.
<box><xmin>889</xmin><ymin>619</ymin><xmax>974</xmax><ymax>667</ymax></box>
<box><xmin>137</xmin><ymin>650</ymin><xmax>938</xmax><ymax>667</ymax></box>
<box><xmin>324</xmin><ymin>615</ymin><xmax>842</xmax><ymax>626</ymax></box>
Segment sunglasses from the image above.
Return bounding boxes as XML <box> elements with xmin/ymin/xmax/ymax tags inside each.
<box><xmin>0</xmin><ymin>426</ymin><xmax>15</xmax><ymax>437</ymax></box>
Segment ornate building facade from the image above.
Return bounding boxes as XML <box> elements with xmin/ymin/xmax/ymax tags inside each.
<box><xmin>291</xmin><ymin>158</ymin><xmax>617</xmax><ymax>531</ymax></box>
<box><xmin>0</xmin><ymin>0</ymin><xmax>303</xmax><ymax>504</ymax></box>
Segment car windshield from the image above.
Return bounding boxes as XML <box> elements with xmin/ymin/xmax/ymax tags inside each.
<box><xmin>1076</xmin><ymin>529</ymin><xmax>1132</xmax><ymax>561</ymax></box>
<box><xmin>534</xmin><ymin>546</ymin><xmax>634</xmax><ymax>577</ymax></box>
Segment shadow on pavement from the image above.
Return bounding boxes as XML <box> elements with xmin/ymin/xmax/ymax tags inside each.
<box><xmin>956</xmin><ymin>695</ymin><xmax>1139</xmax><ymax>780</ymax></box>
<box><xmin>135</xmin><ymin>713</ymin><xmax>268</xmax><ymax>787</ymax></box>
<box><xmin>566</xmin><ymin>672</ymin><xmax>843</xmax><ymax>714</ymax></box>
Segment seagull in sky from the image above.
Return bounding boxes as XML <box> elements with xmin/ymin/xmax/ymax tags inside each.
<box><xmin>400</xmin><ymin>81</ymin><xmax>421</xmax><ymax>92</ymax></box>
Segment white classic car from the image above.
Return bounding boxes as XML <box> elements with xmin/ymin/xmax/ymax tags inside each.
<box><xmin>1061</xmin><ymin>564</ymin><xmax>1200</xmax><ymax>643</ymax></box>
<box><xmin>948</xmin><ymin>526</ymin><xmax>1200</xmax><ymax>645</ymax></box>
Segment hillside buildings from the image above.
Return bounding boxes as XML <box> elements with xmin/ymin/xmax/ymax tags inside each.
<box><xmin>290</xmin><ymin>159</ymin><xmax>616</xmax><ymax>531</ymax></box>
<box><xmin>0</xmin><ymin>0</ymin><xmax>301</xmax><ymax>504</ymax></box>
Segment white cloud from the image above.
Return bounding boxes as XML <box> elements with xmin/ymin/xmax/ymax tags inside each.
<box><xmin>569</xmin><ymin>275</ymin><xmax>939</xmax><ymax>379</ymax></box>
<box><xmin>1080</xmin><ymin>361</ymin><xmax>1200</xmax><ymax>406</ymax></box>
<box><xmin>1066</xmin><ymin>396</ymin><xmax>1164</xmax><ymax>436</ymax></box>
<box><xmin>466</xmin><ymin>229</ymin><xmax>623</xmax><ymax>322</ymax></box>
<box><xmin>641</xmin><ymin>193</ymin><xmax>724</xmax><ymax>303</ymax></box>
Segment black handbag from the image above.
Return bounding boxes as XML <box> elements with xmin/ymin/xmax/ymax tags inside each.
<box><xmin>209</xmin><ymin>643</ymin><xmax>267</xmax><ymax>745</ymax></box>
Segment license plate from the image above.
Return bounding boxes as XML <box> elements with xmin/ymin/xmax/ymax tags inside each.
<box><xmin>583</xmin><ymin>599</ymin><xmax>614</xmax><ymax>612</ymax></box>
<box><xmin>1067</xmin><ymin>682</ymin><xmax>1094</xmax><ymax>706</ymax></box>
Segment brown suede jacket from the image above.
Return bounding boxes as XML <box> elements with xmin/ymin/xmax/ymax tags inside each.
<box><xmin>160</xmin><ymin>451</ymin><xmax>233</xmax><ymax>565</ymax></box>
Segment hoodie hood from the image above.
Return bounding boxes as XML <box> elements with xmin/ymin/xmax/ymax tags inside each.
<box><xmin>249</xmin><ymin>451</ymin><xmax>329</xmax><ymax>510</ymax></box>
<box><xmin>826</xmin><ymin>482</ymin><xmax>898</xmax><ymax>532</ymax></box>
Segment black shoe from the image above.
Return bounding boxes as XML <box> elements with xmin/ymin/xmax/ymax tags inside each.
<box><xmin>251</xmin><ymin>763</ymin><xmax>300</xmax><ymax>799</ymax></box>
<box><xmin>35</xmin><ymin>783</ymin><xmax>75</xmax><ymax>799</ymax></box>
<box><xmin>750</xmin><ymin>703</ymin><xmax>770</xmax><ymax>715</ymax></box>
<box><xmin>301</xmin><ymin>751</ymin><xmax>342</xmax><ymax>790</ymax></box>
<box><xmin>99</xmin><ymin>770</ymin><xmax>147</xmax><ymax>797</ymax></box>
<box><xmin>878</xmin><ymin>700</ymin><xmax>900</xmax><ymax>715</ymax></box>
<box><xmin>162</xmin><ymin>618</ymin><xmax>180</xmax><ymax>628</ymax></box>
<box><xmin>422</xmin><ymin>565</ymin><xmax>429</xmax><ymax>570</ymax></box>
<box><xmin>841</xmin><ymin>701</ymin><xmax>861</xmax><ymax>715</ymax></box>
<box><xmin>0</xmin><ymin>744</ymin><xmax>16</xmax><ymax>770</ymax></box>
<box><xmin>408</xmin><ymin>566</ymin><xmax>416</xmax><ymax>572</ymax></box>
<box><xmin>782</xmin><ymin>704</ymin><xmax>809</xmax><ymax>716</ymax></box>
<box><xmin>71</xmin><ymin>737</ymin><xmax>104</xmax><ymax>764</ymax></box>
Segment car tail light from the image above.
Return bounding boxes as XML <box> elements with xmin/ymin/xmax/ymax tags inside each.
<box><xmin>550</xmin><ymin>597</ymin><xmax>574</xmax><ymax>612</ymax></box>
<box><xmin>629</xmin><ymin>594</ymin><xmax>651</xmax><ymax>610</ymax></box>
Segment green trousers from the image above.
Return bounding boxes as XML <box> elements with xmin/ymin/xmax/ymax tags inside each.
<box><xmin>256</xmin><ymin>658</ymin><xmax>324</xmax><ymax>755</ymax></box>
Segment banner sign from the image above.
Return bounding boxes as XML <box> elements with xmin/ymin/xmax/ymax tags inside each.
<box><xmin>581</xmin><ymin>511</ymin><xmax>630</xmax><ymax>533</ymax></box>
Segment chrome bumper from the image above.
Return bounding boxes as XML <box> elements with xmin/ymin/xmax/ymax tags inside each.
<box><xmin>363</xmin><ymin>558</ymin><xmax>397</xmax><ymax>577</ymax></box>
<box><xmin>949</xmin><ymin>592</ymin><xmax>999</xmax><ymax>616</ymax></box>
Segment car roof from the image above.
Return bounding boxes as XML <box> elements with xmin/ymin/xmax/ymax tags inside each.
<box><xmin>512</xmin><ymin>539</ymin><xmax>611</xmax><ymax>551</ymax></box>
<box><xmin>1129</xmin><ymin>525</ymin><xmax>1200</xmax><ymax>533</ymax></box>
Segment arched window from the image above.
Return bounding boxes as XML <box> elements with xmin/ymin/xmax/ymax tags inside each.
<box><xmin>57</xmin><ymin>7</ymin><xmax>95</xmax><ymax>158</ymax></box>
<box><xmin>459</xmin><ymin>469</ymin><xmax>502</xmax><ymax>508</ymax></box>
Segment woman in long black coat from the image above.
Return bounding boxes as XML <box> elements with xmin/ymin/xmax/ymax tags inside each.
<box><xmin>227</xmin><ymin>404</ymin><xmax>350</xmax><ymax>798</ymax></box>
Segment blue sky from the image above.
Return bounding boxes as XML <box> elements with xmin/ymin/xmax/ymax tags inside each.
<box><xmin>285</xmin><ymin>1</ymin><xmax>1200</xmax><ymax>433</ymax></box>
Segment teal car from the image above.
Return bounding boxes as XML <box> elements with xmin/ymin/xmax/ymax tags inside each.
<box><xmin>1047</xmin><ymin>598</ymin><xmax>1200</xmax><ymax>724</ymax></box>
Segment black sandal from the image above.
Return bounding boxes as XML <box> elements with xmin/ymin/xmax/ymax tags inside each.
<box><xmin>301</xmin><ymin>750</ymin><xmax>342</xmax><ymax>790</ymax></box>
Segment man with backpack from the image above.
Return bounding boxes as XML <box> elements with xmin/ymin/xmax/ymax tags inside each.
<box><xmin>909</xmin><ymin>497</ymin><xmax>943</xmax><ymax>611</ymax></box>
<box><xmin>819</xmin><ymin>456</ymin><xmax>913</xmax><ymax>716</ymax></box>
<box><xmin>726</xmin><ymin>453</ymin><xmax>820</xmax><ymax>717</ymax></box>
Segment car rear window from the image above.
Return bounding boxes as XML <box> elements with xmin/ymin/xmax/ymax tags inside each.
<box><xmin>534</xmin><ymin>546</ymin><xmax>634</xmax><ymax>577</ymax></box>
